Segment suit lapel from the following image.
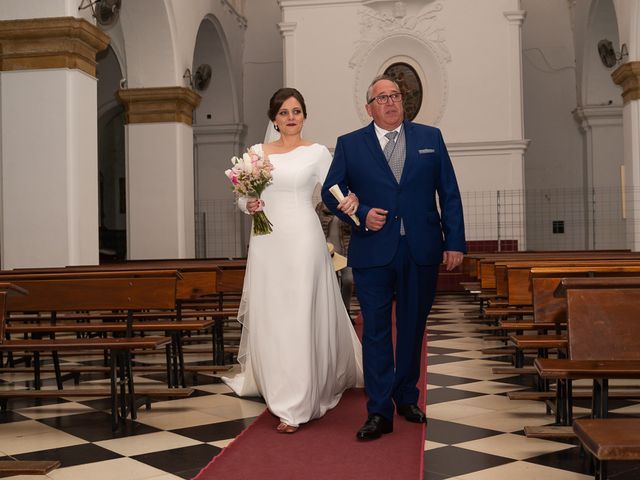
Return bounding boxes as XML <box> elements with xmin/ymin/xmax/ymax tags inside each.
<box><xmin>363</xmin><ymin>122</ymin><xmax>397</xmax><ymax>181</ymax></box>
<box><xmin>399</xmin><ymin>120</ymin><xmax>416</xmax><ymax>185</ymax></box>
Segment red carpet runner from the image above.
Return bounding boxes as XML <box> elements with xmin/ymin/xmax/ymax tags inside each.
<box><xmin>193</xmin><ymin>313</ymin><xmax>427</xmax><ymax>480</ymax></box>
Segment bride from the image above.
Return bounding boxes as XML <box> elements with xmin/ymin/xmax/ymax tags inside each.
<box><xmin>223</xmin><ymin>88</ymin><xmax>364</xmax><ymax>433</ymax></box>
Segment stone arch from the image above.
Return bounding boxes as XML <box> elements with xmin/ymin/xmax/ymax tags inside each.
<box><xmin>573</xmin><ymin>0</ymin><xmax>625</xmax><ymax>248</ymax></box>
<box><xmin>192</xmin><ymin>15</ymin><xmax>245</xmax><ymax>258</ymax></box>
<box><xmin>97</xmin><ymin>45</ymin><xmax>127</xmax><ymax>261</ymax></box>
<box><xmin>117</xmin><ymin>0</ymin><xmax>179</xmax><ymax>87</ymax></box>
<box><xmin>193</xmin><ymin>14</ymin><xmax>241</xmax><ymax>125</ymax></box>
<box><xmin>581</xmin><ymin>0</ymin><xmax>622</xmax><ymax>106</ymax></box>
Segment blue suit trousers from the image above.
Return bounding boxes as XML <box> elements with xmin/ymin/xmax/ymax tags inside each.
<box><xmin>353</xmin><ymin>237</ymin><xmax>438</xmax><ymax>421</ymax></box>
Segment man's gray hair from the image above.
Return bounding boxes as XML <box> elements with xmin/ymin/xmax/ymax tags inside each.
<box><xmin>366</xmin><ymin>74</ymin><xmax>400</xmax><ymax>103</ymax></box>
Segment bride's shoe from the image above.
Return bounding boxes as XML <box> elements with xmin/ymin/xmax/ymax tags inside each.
<box><xmin>276</xmin><ymin>422</ymin><xmax>298</xmax><ymax>433</ymax></box>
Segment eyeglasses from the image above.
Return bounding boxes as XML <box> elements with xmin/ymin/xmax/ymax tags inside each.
<box><xmin>368</xmin><ymin>93</ymin><xmax>403</xmax><ymax>105</ymax></box>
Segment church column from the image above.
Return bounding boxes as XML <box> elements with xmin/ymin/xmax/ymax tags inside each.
<box><xmin>503</xmin><ymin>9</ymin><xmax>527</xmax><ymax>140</ymax></box>
<box><xmin>278</xmin><ymin>22</ymin><xmax>297</xmax><ymax>85</ymax></box>
<box><xmin>573</xmin><ymin>106</ymin><xmax>624</xmax><ymax>249</ymax></box>
<box><xmin>0</xmin><ymin>17</ymin><xmax>109</xmax><ymax>269</ymax></box>
<box><xmin>116</xmin><ymin>87</ymin><xmax>201</xmax><ymax>259</ymax></box>
<box><xmin>612</xmin><ymin>61</ymin><xmax>640</xmax><ymax>250</ymax></box>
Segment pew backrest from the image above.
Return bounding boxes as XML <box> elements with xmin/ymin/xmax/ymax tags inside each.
<box><xmin>558</xmin><ymin>277</ymin><xmax>640</xmax><ymax>361</ymax></box>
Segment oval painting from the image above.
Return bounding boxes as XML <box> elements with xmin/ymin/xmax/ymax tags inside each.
<box><xmin>384</xmin><ymin>62</ymin><xmax>423</xmax><ymax>121</ymax></box>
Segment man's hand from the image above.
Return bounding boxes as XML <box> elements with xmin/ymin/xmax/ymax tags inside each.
<box><xmin>366</xmin><ymin>208</ymin><xmax>388</xmax><ymax>231</ymax></box>
<box><xmin>442</xmin><ymin>251</ymin><xmax>464</xmax><ymax>271</ymax></box>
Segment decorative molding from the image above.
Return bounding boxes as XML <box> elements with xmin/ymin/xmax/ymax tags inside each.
<box><xmin>0</xmin><ymin>17</ymin><xmax>110</xmax><ymax>77</ymax></box>
<box><xmin>193</xmin><ymin>123</ymin><xmax>246</xmax><ymax>145</ymax></box>
<box><xmin>278</xmin><ymin>0</ymin><xmax>361</xmax><ymax>7</ymax></box>
<box><xmin>116</xmin><ymin>87</ymin><xmax>202</xmax><ymax>126</ymax></box>
<box><xmin>350</xmin><ymin>2</ymin><xmax>450</xmax><ymax>125</ymax></box>
<box><xmin>279</xmin><ymin>22</ymin><xmax>298</xmax><ymax>85</ymax></box>
<box><xmin>573</xmin><ymin>105</ymin><xmax>623</xmax><ymax>131</ymax></box>
<box><xmin>503</xmin><ymin>10</ymin><xmax>527</xmax><ymax>25</ymax></box>
<box><xmin>353</xmin><ymin>3</ymin><xmax>450</xmax><ymax>63</ymax></box>
<box><xmin>612</xmin><ymin>61</ymin><xmax>640</xmax><ymax>104</ymax></box>
<box><xmin>447</xmin><ymin>139</ymin><xmax>530</xmax><ymax>157</ymax></box>
<box><xmin>278</xmin><ymin>22</ymin><xmax>297</xmax><ymax>37</ymax></box>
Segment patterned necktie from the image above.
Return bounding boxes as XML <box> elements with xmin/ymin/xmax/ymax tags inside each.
<box><xmin>383</xmin><ymin>131</ymin><xmax>398</xmax><ymax>162</ymax></box>
<box><xmin>382</xmin><ymin>130</ymin><xmax>406</xmax><ymax>234</ymax></box>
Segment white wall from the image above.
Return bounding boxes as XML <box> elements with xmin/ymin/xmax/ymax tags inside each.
<box><xmin>520</xmin><ymin>0</ymin><xmax>583</xmax><ymax>254</ymax></box>
<box><xmin>243</xmin><ymin>0</ymin><xmax>283</xmax><ymax>146</ymax></box>
<box><xmin>0</xmin><ymin>0</ymin><xmax>93</xmax><ymax>21</ymax></box>
<box><xmin>1</xmin><ymin>69</ymin><xmax>99</xmax><ymax>268</ymax></box>
<box><xmin>126</xmin><ymin>123</ymin><xmax>194</xmax><ymax>259</ymax></box>
<box><xmin>279</xmin><ymin>0</ymin><xmax>527</xmax><ymax>246</ymax></box>
<box><xmin>522</xmin><ymin>0</ymin><xmax>582</xmax><ymax>190</ymax></box>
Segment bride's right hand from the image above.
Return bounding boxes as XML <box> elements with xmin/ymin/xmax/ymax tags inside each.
<box><xmin>246</xmin><ymin>198</ymin><xmax>264</xmax><ymax>215</ymax></box>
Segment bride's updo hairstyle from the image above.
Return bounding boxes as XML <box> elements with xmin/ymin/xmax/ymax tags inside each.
<box><xmin>268</xmin><ymin>87</ymin><xmax>308</xmax><ymax>120</ymax></box>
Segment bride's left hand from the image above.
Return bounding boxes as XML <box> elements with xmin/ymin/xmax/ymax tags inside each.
<box><xmin>337</xmin><ymin>192</ymin><xmax>359</xmax><ymax>216</ymax></box>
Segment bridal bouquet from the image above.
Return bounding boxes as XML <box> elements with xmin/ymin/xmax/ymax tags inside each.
<box><xmin>225</xmin><ymin>147</ymin><xmax>274</xmax><ymax>235</ymax></box>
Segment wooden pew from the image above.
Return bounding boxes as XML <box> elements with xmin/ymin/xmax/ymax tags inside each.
<box><xmin>9</xmin><ymin>259</ymin><xmax>246</xmax><ymax>365</ymax></box>
<box><xmin>573</xmin><ymin>418</ymin><xmax>640</xmax><ymax>480</ymax></box>
<box><xmin>463</xmin><ymin>250</ymin><xmax>631</xmax><ymax>283</ymax></box>
<box><xmin>0</xmin><ymin>270</ymin><xmax>193</xmax><ymax>430</ymax></box>
<box><xmin>503</xmin><ymin>259</ymin><xmax>640</xmax><ymax>307</ymax></box>
<box><xmin>474</xmin><ymin>251</ymin><xmax>638</xmax><ymax>292</ymax></box>
<box><xmin>507</xmin><ymin>264</ymin><xmax>640</xmax><ymax>368</ymax></box>
<box><xmin>0</xmin><ymin>284</ymin><xmax>61</xmax><ymax>477</ymax></box>
<box><xmin>482</xmin><ymin>260</ymin><xmax>640</xmax><ymax>361</ymax></box>
<box><xmin>534</xmin><ymin>277</ymin><xmax>640</xmax><ymax>426</ymax></box>
<box><xmin>474</xmin><ymin>254</ymin><xmax>640</xmax><ymax>328</ymax></box>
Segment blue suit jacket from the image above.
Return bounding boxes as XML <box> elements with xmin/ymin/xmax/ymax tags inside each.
<box><xmin>321</xmin><ymin>120</ymin><xmax>466</xmax><ymax>268</ymax></box>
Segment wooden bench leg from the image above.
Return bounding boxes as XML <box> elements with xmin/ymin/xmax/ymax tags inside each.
<box><xmin>167</xmin><ymin>333</ymin><xmax>181</xmax><ymax>389</ymax></box>
<box><xmin>118</xmin><ymin>351</ymin><xmax>128</xmax><ymax>422</ymax></box>
<box><xmin>514</xmin><ymin>348</ymin><xmax>524</xmax><ymax>368</ymax></box>
<box><xmin>555</xmin><ymin>379</ymin><xmax>564</xmax><ymax>425</ymax></box>
<box><xmin>33</xmin><ymin>351</ymin><xmax>41</xmax><ymax>390</ymax></box>
<box><xmin>109</xmin><ymin>351</ymin><xmax>119</xmax><ymax>431</ymax></box>
<box><xmin>566</xmin><ymin>379</ymin><xmax>573</xmax><ymax>425</ymax></box>
<box><xmin>176</xmin><ymin>333</ymin><xmax>186</xmax><ymax>388</ymax></box>
<box><xmin>164</xmin><ymin>344</ymin><xmax>174</xmax><ymax>388</ymax></box>
<box><xmin>595</xmin><ymin>458</ymin><xmax>607</xmax><ymax>480</ymax></box>
<box><xmin>592</xmin><ymin>378</ymin><xmax>609</xmax><ymax>419</ymax></box>
<box><xmin>553</xmin><ymin>378</ymin><xmax>574</xmax><ymax>426</ymax></box>
<box><xmin>125</xmin><ymin>350</ymin><xmax>136</xmax><ymax>420</ymax></box>
<box><xmin>52</xmin><ymin>351</ymin><xmax>63</xmax><ymax>390</ymax></box>
<box><xmin>214</xmin><ymin>317</ymin><xmax>224</xmax><ymax>365</ymax></box>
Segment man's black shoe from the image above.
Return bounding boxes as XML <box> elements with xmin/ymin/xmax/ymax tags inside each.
<box><xmin>356</xmin><ymin>414</ymin><xmax>393</xmax><ymax>441</ymax></box>
<box><xmin>397</xmin><ymin>404</ymin><xmax>427</xmax><ymax>423</ymax></box>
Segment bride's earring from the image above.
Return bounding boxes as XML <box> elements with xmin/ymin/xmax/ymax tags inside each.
<box><xmin>274</xmin><ymin>124</ymin><xmax>280</xmax><ymax>131</ymax></box>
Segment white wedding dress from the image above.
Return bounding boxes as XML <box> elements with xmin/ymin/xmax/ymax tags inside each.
<box><xmin>222</xmin><ymin>143</ymin><xmax>363</xmax><ymax>427</ymax></box>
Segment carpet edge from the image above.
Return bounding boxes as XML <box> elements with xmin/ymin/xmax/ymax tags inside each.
<box><xmin>191</xmin><ymin>408</ymin><xmax>271</xmax><ymax>480</ymax></box>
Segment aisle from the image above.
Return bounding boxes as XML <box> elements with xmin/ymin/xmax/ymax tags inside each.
<box><xmin>193</xmin><ymin>311</ymin><xmax>427</xmax><ymax>480</ymax></box>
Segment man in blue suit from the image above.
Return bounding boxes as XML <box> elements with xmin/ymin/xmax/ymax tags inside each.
<box><xmin>321</xmin><ymin>75</ymin><xmax>466</xmax><ymax>441</ymax></box>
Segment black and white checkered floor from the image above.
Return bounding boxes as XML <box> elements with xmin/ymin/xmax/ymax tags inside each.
<box><xmin>1</xmin><ymin>294</ymin><xmax>639</xmax><ymax>479</ymax></box>
<box><xmin>424</xmin><ymin>295</ymin><xmax>640</xmax><ymax>480</ymax></box>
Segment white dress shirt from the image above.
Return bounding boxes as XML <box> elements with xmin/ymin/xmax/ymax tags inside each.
<box><xmin>373</xmin><ymin>123</ymin><xmax>403</xmax><ymax>151</ymax></box>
